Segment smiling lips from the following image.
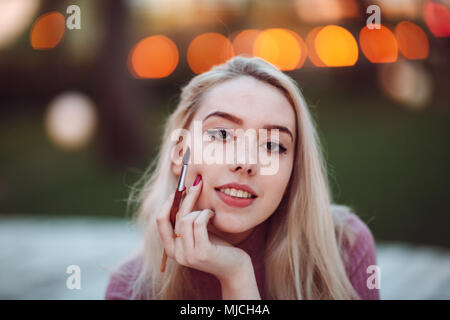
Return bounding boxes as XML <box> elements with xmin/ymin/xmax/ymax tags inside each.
<box><xmin>214</xmin><ymin>183</ymin><xmax>258</xmax><ymax>208</ymax></box>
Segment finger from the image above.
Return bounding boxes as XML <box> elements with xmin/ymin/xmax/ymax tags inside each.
<box><xmin>176</xmin><ymin>176</ymin><xmax>203</xmax><ymax>221</ymax></box>
<box><xmin>156</xmin><ymin>192</ymin><xmax>177</xmax><ymax>258</ymax></box>
<box><xmin>193</xmin><ymin>209</ymin><xmax>215</xmax><ymax>250</ymax></box>
<box><xmin>175</xmin><ymin>211</ymin><xmax>201</xmax><ymax>260</ymax></box>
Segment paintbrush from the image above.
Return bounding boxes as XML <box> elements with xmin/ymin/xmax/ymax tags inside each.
<box><xmin>160</xmin><ymin>146</ymin><xmax>190</xmax><ymax>272</ymax></box>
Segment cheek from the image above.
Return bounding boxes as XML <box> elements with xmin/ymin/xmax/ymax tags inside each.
<box><xmin>260</xmin><ymin>184</ymin><xmax>284</xmax><ymax>215</ymax></box>
<box><xmin>186</xmin><ymin>163</ymin><xmax>207</xmax><ymax>186</ymax></box>
<box><xmin>260</xmin><ymin>166</ymin><xmax>292</xmax><ymax>210</ymax></box>
<box><xmin>189</xmin><ymin>165</ymin><xmax>218</xmax><ymax>210</ymax></box>
<box><xmin>195</xmin><ymin>192</ymin><xmax>210</xmax><ymax>211</ymax></box>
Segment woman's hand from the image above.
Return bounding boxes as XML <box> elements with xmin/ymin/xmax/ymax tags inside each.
<box><xmin>156</xmin><ymin>177</ymin><xmax>252</xmax><ymax>285</ymax></box>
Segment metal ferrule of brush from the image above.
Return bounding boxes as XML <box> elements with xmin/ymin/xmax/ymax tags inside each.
<box><xmin>177</xmin><ymin>146</ymin><xmax>190</xmax><ymax>191</ymax></box>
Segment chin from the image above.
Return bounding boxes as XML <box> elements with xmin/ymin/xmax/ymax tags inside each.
<box><xmin>211</xmin><ymin>213</ymin><xmax>250</xmax><ymax>234</ymax></box>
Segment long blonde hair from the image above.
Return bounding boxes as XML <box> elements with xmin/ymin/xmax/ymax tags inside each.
<box><xmin>126</xmin><ymin>55</ymin><xmax>360</xmax><ymax>300</ymax></box>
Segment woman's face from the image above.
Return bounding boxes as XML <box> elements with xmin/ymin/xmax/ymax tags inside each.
<box><xmin>172</xmin><ymin>75</ymin><xmax>296</xmax><ymax>244</ymax></box>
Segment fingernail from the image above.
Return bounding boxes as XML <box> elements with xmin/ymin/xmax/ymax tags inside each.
<box><xmin>193</xmin><ymin>174</ymin><xmax>202</xmax><ymax>186</ymax></box>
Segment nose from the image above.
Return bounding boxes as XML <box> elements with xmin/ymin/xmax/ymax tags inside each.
<box><xmin>230</xmin><ymin>162</ymin><xmax>256</xmax><ymax>176</ymax></box>
<box><xmin>228</xmin><ymin>132</ymin><xmax>258</xmax><ymax>176</ymax></box>
<box><xmin>229</xmin><ymin>147</ymin><xmax>257</xmax><ymax>176</ymax></box>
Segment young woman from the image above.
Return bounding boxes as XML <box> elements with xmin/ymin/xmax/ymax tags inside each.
<box><xmin>105</xmin><ymin>56</ymin><xmax>379</xmax><ymax>300</ymax></box>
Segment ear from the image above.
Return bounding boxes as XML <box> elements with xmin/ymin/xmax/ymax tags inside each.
<box><xmin>171</xmin><ymin>137</ymin><xmax>185</xmax><ymax>177</ymax></box>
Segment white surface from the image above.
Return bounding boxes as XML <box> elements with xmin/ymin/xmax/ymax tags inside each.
<box><xmin>0</xmin><ymin>217</ymin><xmax>141</xmax><ymax>299</ymax></box>
<box><xmin>0</xmin><ymin>217</ymin><xmax>449</xmax><ymax>299</ymax></box>
<box><xmin>376</xmin><ymin>242</ymin><xmax>450</xmax><ymax>299</ymax></box>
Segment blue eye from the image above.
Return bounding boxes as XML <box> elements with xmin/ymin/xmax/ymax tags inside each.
<box><xmin>207</xmin><ymin>129</ymin><xmax>232</xmax><ymax>142</ymax></box>
<box><xmin>264</xmin><ymin>141</ymin><xmax>287</xmax><ymax>154</ymax></box>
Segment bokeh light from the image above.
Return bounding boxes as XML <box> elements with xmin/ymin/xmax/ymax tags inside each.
<box><xmin>423</xmin><ymin>1</ymin><xmax>450</xmax><ymax>37</ymax></box>
<box><xmin>187</xmin><ymin>33</ymin><xmax>235</xmax><ymax>74</ymax></box>
<box><xmin>294</xmin><ymin>0</ymin><xmax>359</xmax><ymax>24</ymax></box>
<box><xmin>371</xmin><ymin>0</ymin><xmax>422</xmax><ymax>20</ymax></box>
<box><xmin>0</xmin><ymin>0</ymin><xmax>40</xmax><ymax>49</ymax></box>
<box><xmin>306</xmin><ymin>27</ymin><xmax>326</xmax><ymax>67</ymax></box>
<box><xmin>232</xmin><ymin>29</ymin><xmax>261</xmax><ymax>57</ymax></box>
<box><xmin>30</xmin><ymin>11</ymin><xmax>65</xmax><ymax>50</ymax></box>
<box><xmin>378</xmin><ymin>59</ymin><xmax>432</xmax><ymax>110</ymax></box>
<box><xmin>395</xmin><ymin>21</ymin><xmax>429</xmax><ymax>60</ymax></box>
<box><xmin>287</xmin><ymin>29</ymin><xmax>308</xmax><ymax>69</ymax></box>
<box><xmin>45</xmin><ymin>92</ymin><xmax>97</xmax><ymax>151</ymax></box>
<box><xmin>253</xmin><ymin>28</ymin><xmax>303</xmax><ymax>71</ymax></box>
<box><xmin>129</xmin><ymin>35</ymin><xmax>179</xmax><ymax>79</ymax></box>
<box><xmin>315</xmin><ymin>25</ymin><xmax>358</xmax><ymax>67</ymax></box>
<box><xmin>359</xmin><ymin>24</ymin><xmax>398</xmax><ymax>63</ymax></box>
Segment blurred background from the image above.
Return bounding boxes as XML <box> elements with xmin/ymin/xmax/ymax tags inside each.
<box><xmin>0</xmin><ymin>0</ymin><xmax>449</xmax><ymax>299</ymax></box>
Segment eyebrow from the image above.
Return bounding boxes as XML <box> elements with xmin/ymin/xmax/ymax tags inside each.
<box><xmin>202</xmin><ymin>111</ymin><xmax>294</xmax><ymax>142</ymax></box>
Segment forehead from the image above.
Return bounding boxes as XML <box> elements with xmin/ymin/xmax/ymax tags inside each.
<box><xmin>193</xmin><ymin>76</ymin><xmax>296</xmax><ymax>133</ymax></box>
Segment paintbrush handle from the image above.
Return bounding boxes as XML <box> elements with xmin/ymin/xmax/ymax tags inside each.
<box><xmin>160</xmin><ymin>250</ymin><xmax>168</xmax><ymax>272</ymax></box>
<box><xmin>160</xmin><ymin>186</ymin><xmax>186</xmax><ymax>272</ymax></box>
<box><xmin>169</xmin><ymin>186</ymin><xmax>186</xmax><ymax>227</ymax></box>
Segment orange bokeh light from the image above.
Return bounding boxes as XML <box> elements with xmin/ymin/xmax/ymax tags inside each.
<box><xmin>129</xmin><ymin>35</ymin><xmax>179</xmax><ymax>79</ymax></box>
<box><xmin>30</xmin><ymin>11</ymin><xmax>65</xmax><ymax>50</ymax></box>
<box><xmin>306</xmin><ymin>27</ymin><xmax>326</xmax><ymax>67</ymax></box>
<box><xmin>232</xmin><ymin>29</ymin><xmax>261</xmax><ymax>57</ymax></box>
<box><xmin>187</xmin><ymin>33</ymin><xmax>235</xmax><ymax>74</ymax></box>
<box><xmin>359</xmin><ymin>24</ymin><xmax>398</xmax><ymax>63</ymax></box>
<box><xmin>253</xmin><ymin>28</ymin><xmax>303</xmax><ymax>71</ymax></box>
<box><xmin>315</xmin><ymin>25</ymin><xmax>358</xmax><ymax>67</ymax></box>
<box><xmin>395</xmin><ymin>21</ymin><xmax>429</xmax><ymax>60</ymax></box>
<box><xmin>286</xmin><ymin>29</ymin><xmax>308</xmax><ymax>69</ymax></box>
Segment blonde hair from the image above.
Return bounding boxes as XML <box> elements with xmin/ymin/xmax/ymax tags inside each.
<box><xmin>126</xmin><ymin>55</ymin><xmax>360</xmax><ymax>300</ymax></box>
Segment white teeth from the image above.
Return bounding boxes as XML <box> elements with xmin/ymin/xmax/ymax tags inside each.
<box><xmin>219</xmin><ymin>188</ymin><xmax>253</xmax><ymax>199</ymax></box>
